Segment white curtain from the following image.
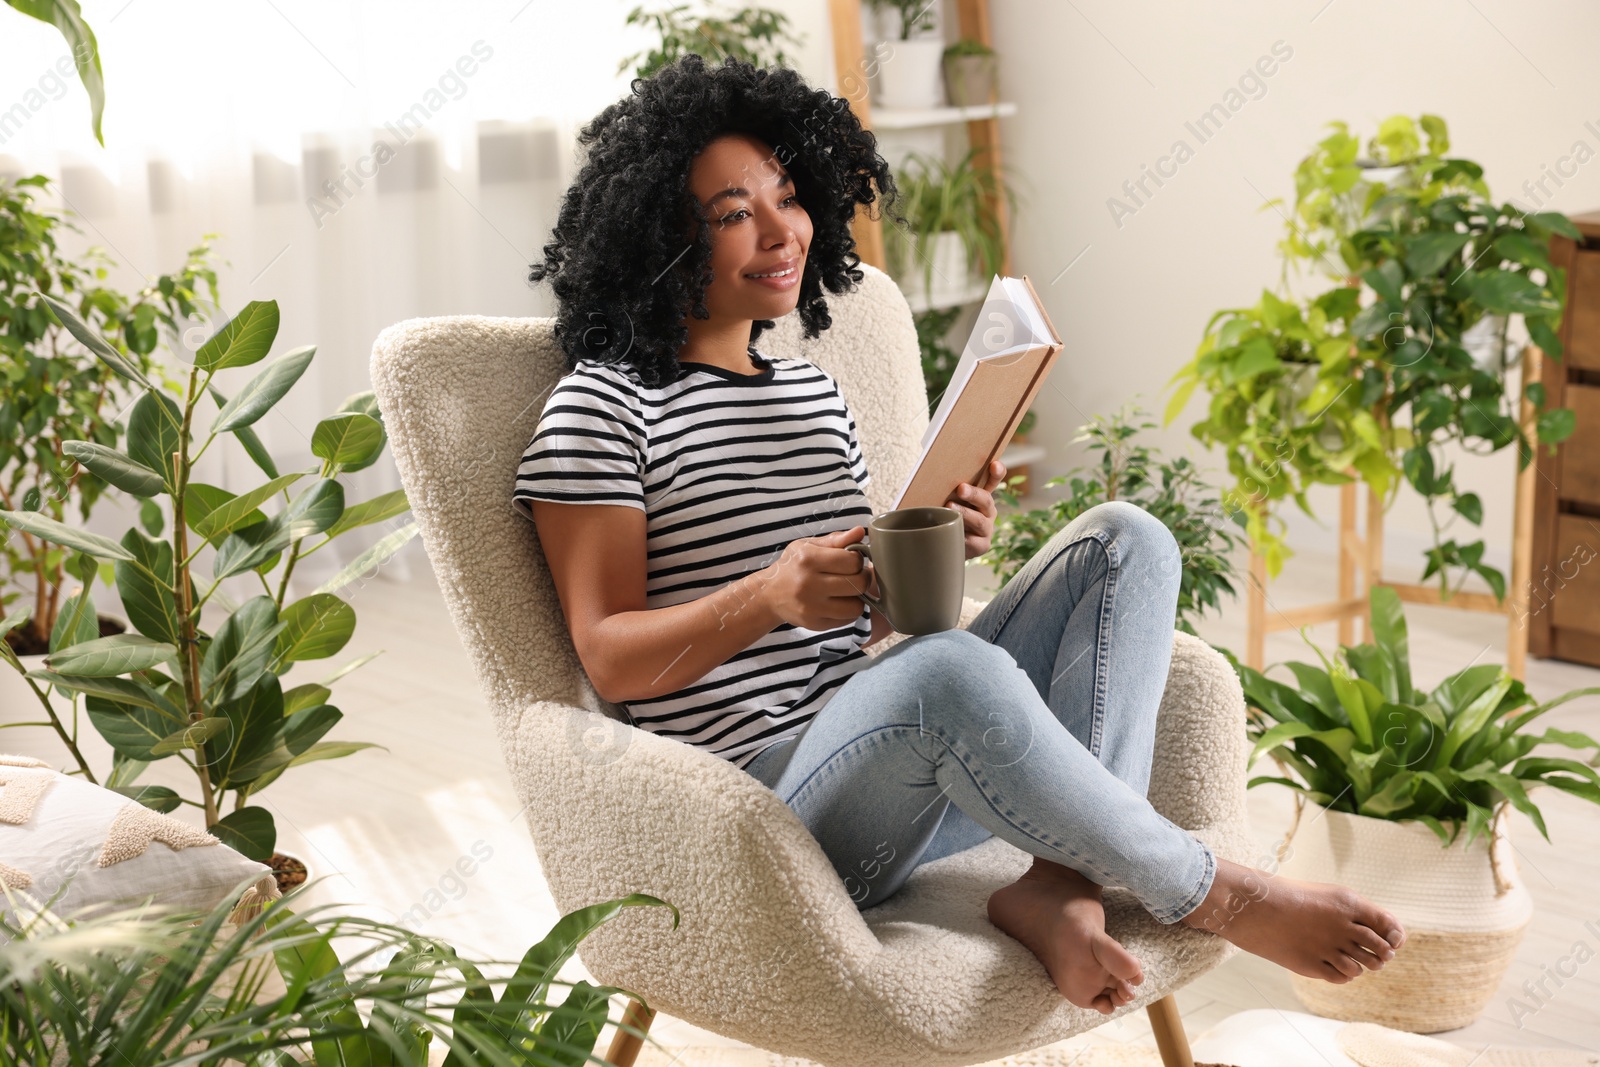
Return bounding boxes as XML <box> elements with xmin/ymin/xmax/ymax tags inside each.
<box><xmin>0</xmin><ymin>0</ymin><xmax>647</xmax><ymax>602</ymax></box>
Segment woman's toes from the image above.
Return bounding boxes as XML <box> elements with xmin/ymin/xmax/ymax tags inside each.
<box><xmin>1348</xmin><ymin>942</ymin><xmax>1387</xmax><ymax>970</ymax></box>
<box><xmin>1319</xmin><ymin>960</ymin><xmax>1354</xmax><ymax>983</ymax></box>
<box><xmin>1352</xmin><ymin>925</ymin><xmax>1397</xmax><ymax>963</ymax></box>
<box><xmin>1332</xmin><ymin>952</ymin><xmax>1365</xmax><ymax>978</ymax></box>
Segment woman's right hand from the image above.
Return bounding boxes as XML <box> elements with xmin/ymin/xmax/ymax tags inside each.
<box><xmin>756</xmin><ymin>526</ymin><xmax>875</xmax><ymax>631</ymax></box>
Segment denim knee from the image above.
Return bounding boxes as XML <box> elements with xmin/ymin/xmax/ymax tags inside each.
<box><xmin>1086</xmin><ymin>500</ymin><xmax>1180</xmax><ymax>579</ymax></box>
<box><xmin>892</xmin><ymin>628</ymin><xmax>1026</xmax><ymax>734</ymax></box>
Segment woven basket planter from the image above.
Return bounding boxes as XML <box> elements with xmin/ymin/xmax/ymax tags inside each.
<box><xmin>1275</xmin><ymin>795</ymin><xmax>1531</xmax><ymax>1033</ymax></box>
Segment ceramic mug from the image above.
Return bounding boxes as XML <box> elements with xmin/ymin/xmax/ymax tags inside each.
<box><xmin>845</xmin><ymin>506</ymin><xmax>965</xmax><ymax>636</ymax></box>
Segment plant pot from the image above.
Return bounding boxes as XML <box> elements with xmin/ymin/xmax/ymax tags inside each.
<box><xmin>269</xmin><ymin>849</ymin><xmax>314</xmax><ymax>896</ymax></box>
<box><xmin>894</xmin><ymin>230</ymin><xmax>972</xmax><ymax>308</ymax></box>
<box><xmin>1461</xmin><ymin>313</ymin><xmax>1515</xmax><ymax>374</ymax></box>
<box><xmin>1276</xmin><ymin>798</ymin><xmax>1531</xmax><ymax>1032</ymax></box>
<box><xmin>876</xmin><ymin>38</ymin><xmax>947</xmax><ymax>110</ymax></box>
<box><xmin>944</xmin><ymin>53</ymin><xmax>997</xmax><ymax>107</ymax></box>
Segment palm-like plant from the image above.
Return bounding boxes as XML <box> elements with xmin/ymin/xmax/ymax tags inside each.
<box><xmin>1</xmin><ymin>874</ymin><xmax>678</xmax><ymax>1066</ymax></box>
<box><xmin>1234</xmin><ymin>583</ymin><xmax>1600</xmax><ymax>849</ymax></box>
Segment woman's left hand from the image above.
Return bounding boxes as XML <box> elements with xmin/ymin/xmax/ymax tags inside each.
<box><xmin>946</xmin><ymin>459</ymin><xmax>1006</xmax><ymax>561</ymax></box>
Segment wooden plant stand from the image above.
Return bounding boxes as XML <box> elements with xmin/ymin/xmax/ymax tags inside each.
<box><xmin>1245</xmin><ymin>347</ymin><xmax>1541</xmax><ymax>680</ymax></box>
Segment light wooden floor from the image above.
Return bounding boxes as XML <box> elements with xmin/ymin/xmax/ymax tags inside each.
<box><xmin>10</xmin><ymin>535</ymin><xmax>1598</xmax><ymax>1057</ymax></box>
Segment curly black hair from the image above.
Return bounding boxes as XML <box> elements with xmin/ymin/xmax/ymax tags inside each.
<box><xmin>527</xmin><ymin>53</ymin><xmax>906</xmax><ymax>388</ymax></box>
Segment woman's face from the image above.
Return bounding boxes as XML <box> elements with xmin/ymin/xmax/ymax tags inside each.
<box><xmin>684</xmin><ymin>132</ymin><xmax>812</xmax><ymax>321</ymax></box>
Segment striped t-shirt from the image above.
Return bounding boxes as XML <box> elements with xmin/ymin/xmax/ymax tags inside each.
<box><xmin>512</xmin><ymin>345</ymin><xmax>875</xmax><ymax>770</ymax></box>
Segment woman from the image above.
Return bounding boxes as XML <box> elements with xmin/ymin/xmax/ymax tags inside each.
<box><xmin>516</xmin><ymin>54</ymin><xmax>1405</xmax><ymax>1017</ymax></box>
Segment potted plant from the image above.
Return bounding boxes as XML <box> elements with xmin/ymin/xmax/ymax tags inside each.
<box><xmin>864</xmin><ymin>0</ymin><xmax>944</xmax><ymax>109</ymax></box>
<box><xmin>618</xmin><ymin>2</ymin><xmax>805</xmax><ymax>80</ymax></box>
<box><xmin>943</xmin><ymin>37</ymin><xmax>998</xmax><ymax>108</ymax></box>
<box><xmin>1173</xmin><ymin>114</ymin><xmax>1579</xmax><ymax>600</ymax></box>
<box><xmin>887</xmin><ymin>147</ymin><xmax>1018</xmax><ymax>310</ymax></box>
<box><xmin>975</xmin><ymin>403</ymin><xmax>1243</xmax><ymax>638</ymax></box>
<box><xmin>0</xmin><ymin>176</ymin><xmax>214</xmax><ymax>655</ymax></box>
<box><xmin>0</xmin><ymin>175</ymin><xmax>220</xmax><ymax>764</ymax></box>
<box><xmin>0</xmin><ymin>295</ymin><xmax>418</xmax><ymax>895</ymax></box>
<box><xmin>1</xmin><ymin>871</ymin><xmax>680</xmax><ymax>1065</ymax></box>
<box><xmin>1165</xmin><ymin>285</ymin><xmax>1390</xmax><ymax>579</ymax></box>
<box><xmin>1232</xmin><ymin>583</ymin><xmax>1600</xmax><ymax>1031</ymax></box>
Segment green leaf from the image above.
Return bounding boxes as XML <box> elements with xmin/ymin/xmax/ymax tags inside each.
<box><xmin>1537</xmin><ymin>407</ymin><xmax>1576</xmax><ymax>445</ymax></box>
<box><xmin>61</xmin><ymin>441</ymin><xmax>166</xmax><ymax>497</ymax></box>
<box><xmin>213</xmin><ymin>513</ymin><xmax>294</xmax><ymax>581</ymax></box>
<box><xmin>1493</xmin><ymin>231</ymin><xmax>1553</xmax><ymax>274</ymax></box>
<box><xmin>1405</xmin><ymin>231</ymin><xmax>1472</xmax><ymax>276</ymax></box>
<box><xmin>48</xmin><ymin>567</ymin><xmax>99</xmax><ymax>654</ymax></box>
<box><xmin>192</xmin><ymin>473</ymin><xmax>306</xmax><ymax>541</ymax></box>
<box><xmin>1367</xmin><ymin>584</ymin><xmax>1412</xmax><ymax>700</ymax></box>
<box><xmin>311</xmin><ymin>413</ymin><xmax>385</xmax><ymax>468</ymax></box>
<box><xmin>1465</xmin><ymin>270</ymin><xmax>1560</xmax><ymax>315</ymax></box>
<box><xmin>208</xmin><ymin>384</ymin><xmax>282</xmax><ymax>478</ymax></box>
<box><xmin>1452</xmin><ymin>491</ymin><xmax>1484</xmax><ymax>526</ymax></box>
<box><xmin>313</xmin><ymin>522</ymin><xmax>419</xmax><ymax>595</ymax></box>
<box><xmin>86</xmin><ymin>695</ymin><xmax>187</xmax><ymax>762</ymax></box>
<box><xmin>1525</xmin><ymin>211</ymin><xmax>1581</xmax><ymax>240</ymax></box>
<box><xmin>108</xmin><ymin>784</ymin><xmax>181</xmax><ymax>813</ymax></box>
<box><xmin>318</xmin><ymin>651</ymin><xmax>382</xmax><ymax>686</ymax></box>
<box><xmin>195</xmin><ymin>300</ymin><xmax>280</xmax><ymax>371</ymax></box>
<box><xmin>126</xmin><ymin>389</ymin><xmax>186</xmax><ymax>492</ymax></box>
<box><xmin>149</xmin><ymin>713</ymin><xmax>231</xmax><ymax>756</ymax></box>
<box><xmin>200</xmin><ymin>595</ymin><xmax>284</xmax><ymax>705</ymax></box>
<box><xmin>25</xmin><ymin>670</ymin><xmax>182</xmax><ymax>718</ymax></box>
<box><xmin>284</xmin><ymin>479</ymin><xmax>345</xmax><ymax>540</ymax></box>
<box><xmin>46</xmin><ymin>634</ymin><xmax>177</xmax><ymax>677</ymax></box>
<box><xmin>36</xmin><ymin>291</ymin><xmax>150</xmax><ymax>388</ymax></box>
<box><xmin>115</xmin><ymin>526</ymin><xmax>183</xmax><ymax>646</ymax></box>
<box><xmin>325</xmin><ymin>490</ymin><xmax>410</xmax><ymax>538</ymax></box>
<box><xmin>274</xmin><ymin>594</ymin><xmax>356</xmax><ymax>664</ymax></box>
<box><xmin>538</xmin><ymin>980</ymin><xmax>613</xmax><ymax>1065</ymax></box>
<box><xmin>0</xmin><ymin>508</ymin><xmax>135</xmax><ymax>562</ymax></box>
<box><xmin>212</xmin><ymin>806</ymin><xmax>278</xmax><ymax>862</ymax></box>
<box><xmin>210</xmin><ymin>675</ymin><xmax>289</xmax><ymax>788</ymax></box>
<box><xmin>283</xmin><ymin>683</ymin><xmax>333</xmax><ymax>716</ymax></box>
<box><xmin>448</xmin><ymin>892</ymin><xmax>680</xmax><ymax>1066</ymax></box>
<box><xmin>212</xmin><ymin>345</ymin><xmax>316</xmax><ymax>432</ymax></box>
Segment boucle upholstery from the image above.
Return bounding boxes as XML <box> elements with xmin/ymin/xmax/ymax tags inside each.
<box><xmin>369</xmin><ymin>263</ymin><xmax>1258</xmax><ymax>1066</ymax></box>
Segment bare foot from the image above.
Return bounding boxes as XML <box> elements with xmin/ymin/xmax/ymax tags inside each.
<box><xmin>987</xmin><ymin>860</ymin><xmax>1145</xmax><ymax>1014</ymax></box>
<box><xmin>1179</xmin><ymin>856</ymin><xmax>1407</xmax><ymax>983</ymax></box>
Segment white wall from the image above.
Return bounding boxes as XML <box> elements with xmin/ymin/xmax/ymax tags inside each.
<box><xmin>797</xmin><ymin>0</ymin><xmax>1600</xmax><ymax>591</ymax></box>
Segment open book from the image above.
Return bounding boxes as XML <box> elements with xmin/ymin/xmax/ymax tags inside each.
<box><xmin>892</xmin><ymin>275</ymin><xmax>1064</xmax><ymax>511</ymax></box>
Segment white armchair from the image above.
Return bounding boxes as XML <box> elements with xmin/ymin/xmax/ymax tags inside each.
<box><xmin>368</xmin><ymin>263</ymin><xmax>1259</xmax><ymax>1067</ymax></box>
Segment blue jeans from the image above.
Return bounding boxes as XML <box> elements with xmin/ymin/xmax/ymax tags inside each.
<box><xmin>743</xmin><ymin>500</ymin><xmax>1217</xmax><ymax>923</ymax></box>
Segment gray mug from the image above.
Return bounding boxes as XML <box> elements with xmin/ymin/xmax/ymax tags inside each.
<box><xmin>845</xmin><ymin>506</ymin><xmax>965</xmax><ymax>636</ymax></box>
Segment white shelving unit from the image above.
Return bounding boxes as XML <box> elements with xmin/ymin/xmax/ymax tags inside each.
<box><xmin>870</xmin><ymin>101</ymin><xmax>1018</xmax><ymax>130</ymax></box>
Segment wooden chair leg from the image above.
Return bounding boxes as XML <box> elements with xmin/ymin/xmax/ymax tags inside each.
<box><xmin>604</xmin><ymin>997</ymin><xmax>656</xmax><ymax>1067</ymax></box>
<box><xmin>1146</xmin><ymin>993</ymin><xmax>1195</xmax><ymax>1067</ymax></box>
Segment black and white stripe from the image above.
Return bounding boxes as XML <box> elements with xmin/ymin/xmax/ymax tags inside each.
<box><xmin>513</xmin><ymin>347</ymin><xmax>874</xmax><ymax>769</ymax></box>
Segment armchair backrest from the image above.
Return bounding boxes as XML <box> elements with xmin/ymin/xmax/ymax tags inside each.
<box><xmin>368</xmin><ymin>263</ymin><xmax>928</xmax><ymax>736</ymax></box>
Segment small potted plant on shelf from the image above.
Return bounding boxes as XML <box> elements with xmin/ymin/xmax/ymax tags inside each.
<box><xmin>975</xmin><ymin>403</ymin><xmax>1243</xmax><ymax>639</ymax></box>
<box><xmin>864</xmin><ymin>0</ymin><xmax>944</xmax><ymax>109</ymax></box>
<box><xmin>0</xmin><ymin>872</ymin><xmax>679</xmax><ymax>1066</ymax></box>
<box><xmin>943</xmin><ymin>37</ymin><xmax>998</xmax><ymax>107</ymax></box>
<box><xmin>0</xmin><ymin>295</ymin><xmax>418</xmax><ymax>895</ymax></box>
<box><xmin>887</xmin><ymin>147</ymin><xmax>1018</xmax><ymax>311</ymax></box>
<box><xmin>618</xmin><ymin>2</ymin><xmax>805</xmax><ymax>80</ymax></box>
<box><xmin>1232</xmin><ymin>583</ymin><xmax>1600</xmax><ymax>1031</ymax></box>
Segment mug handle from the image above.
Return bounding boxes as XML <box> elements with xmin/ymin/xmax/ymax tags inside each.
<box><xmin>844</xmin><ymin>542</ymin><xmax>884</xmax><ymax>608</ymax></box>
